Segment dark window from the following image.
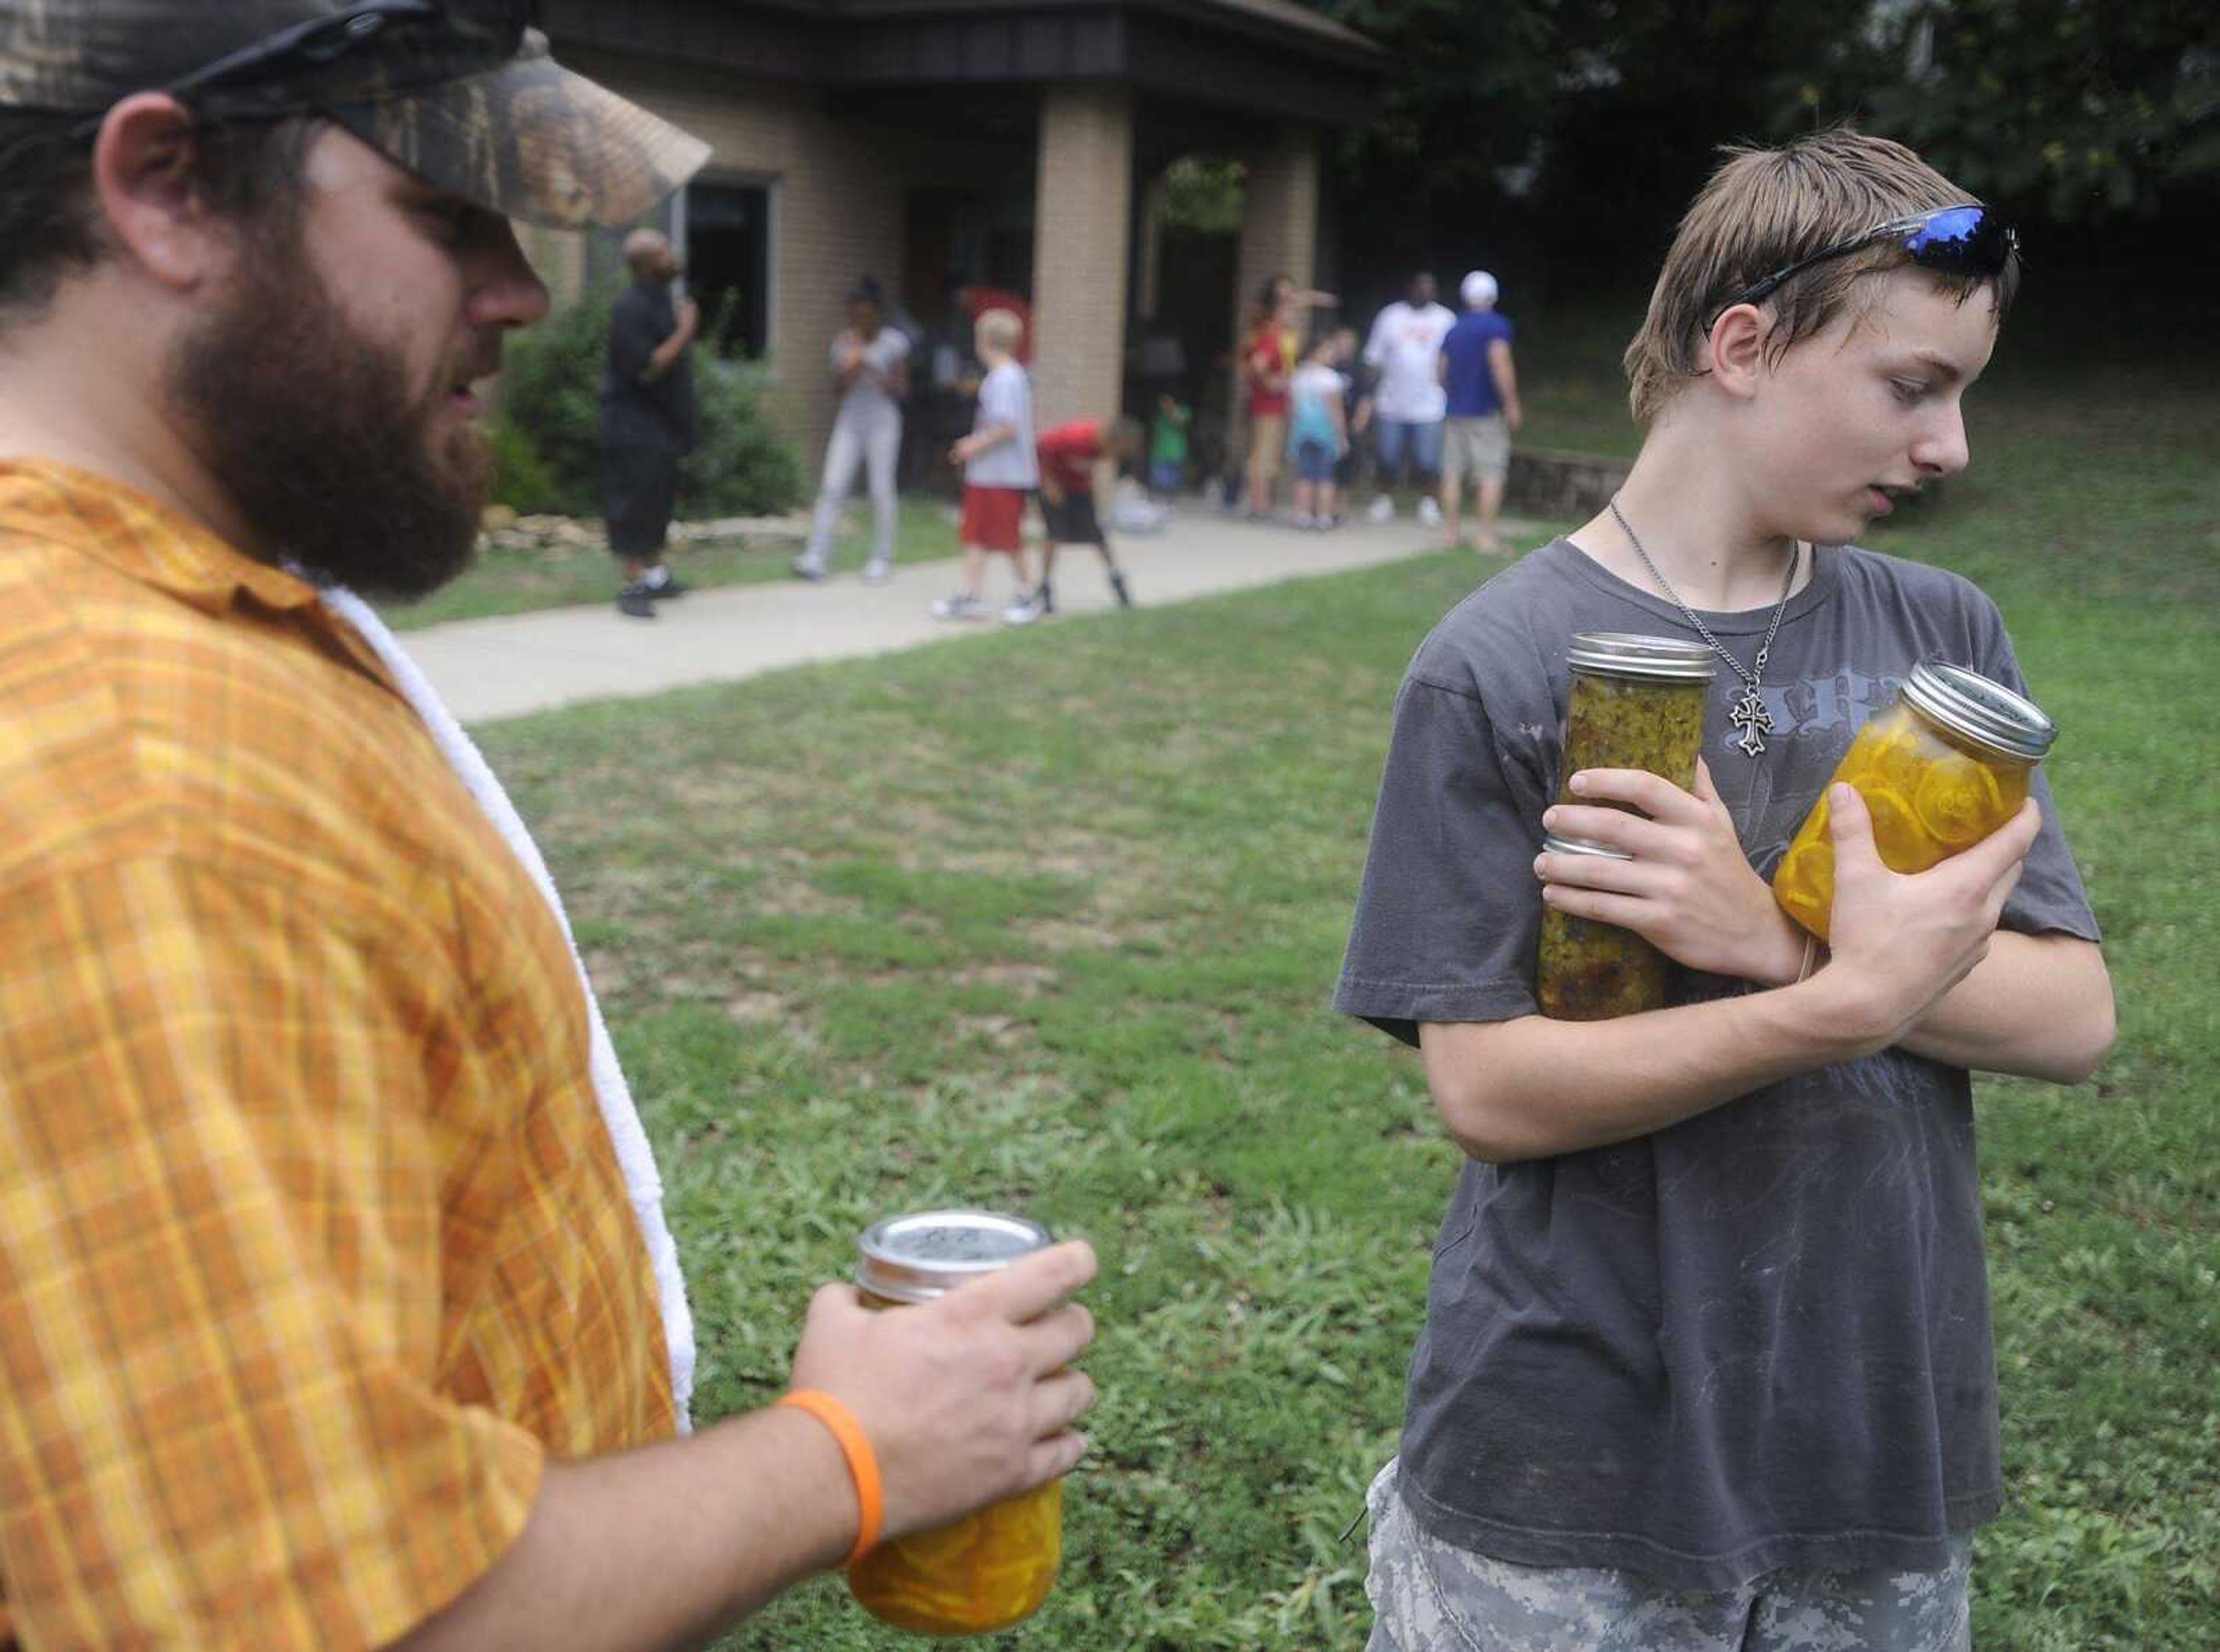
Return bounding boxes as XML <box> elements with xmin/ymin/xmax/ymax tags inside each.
<box><xmin>684</xmin><ymin>182</ymin><xmax>772</xmax><ymax>360</ymax></box>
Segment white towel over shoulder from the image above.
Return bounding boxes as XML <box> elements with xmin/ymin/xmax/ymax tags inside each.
<box><xmin>319</xmin><ymin>588</ymin><xmax>696</xmax><ymax>1430</ymax></box>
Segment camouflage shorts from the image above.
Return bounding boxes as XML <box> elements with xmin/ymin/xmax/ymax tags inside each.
<box><xmin>1362</xmin><ymin>1461</ymin><xmax>1972</xmax><ymax>1651</ymax></box>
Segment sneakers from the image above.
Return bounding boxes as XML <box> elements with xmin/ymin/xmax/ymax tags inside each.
<box><xmin>1109</xmin><ymin>570</ymin><xmax>1134</xmax><ymax>608</ymax></box>
<box><xmin>790</xmin><ymin>556</ymin><xmax>827</xmax><ymax>582</ymax></box>
<box><xmin>863</xmin><ymin>557</ymin><xmax>894</xmax><ymax>584</ymax></box>
<box><xmin>616</xmin><ymin>581</ymin><xmax>657</xmax><ymax>620</ymax></box>
<box><xmin>1001</xmin><ymin>595</ymin><xmax>1043</xmax><ymax>625</ymax></box>
<box><xmin>1417</xmin><ymin>495</ymin><xmax>1444</xmax><ymax>528</ymax></box>
<box><xmin>930</xmin><ymin>591</ymin><xmax>987</xmax><ymax>621</ymax></box>
<box><xmin>1366</xmin><ymin>494</ymin><xmax>1395</xmax><ymax>524</ymax></box>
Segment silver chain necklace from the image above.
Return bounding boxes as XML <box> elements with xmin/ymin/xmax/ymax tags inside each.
<box><xmin>1608</xmin><ymin>496</ymin><xmax>1801</xmax><ymax>758</ymax></box>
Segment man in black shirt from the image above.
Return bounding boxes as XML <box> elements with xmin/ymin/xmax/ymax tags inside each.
<box><xmin>600</xmin><ymin>228</ymin><xmax>698</xmax><ymax>618</ymax></box>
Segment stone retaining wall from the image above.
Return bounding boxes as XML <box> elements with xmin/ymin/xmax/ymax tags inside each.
<box><xmin>1506</xmin><ymin>446</ymin><xmax>1633</xmax><ymax>520</ymax></box>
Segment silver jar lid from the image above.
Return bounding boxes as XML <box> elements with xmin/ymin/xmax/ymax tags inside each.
<box><xmin>857</xmin><ymin>1209</ymin><xmax>1053</xmax><ymax>1304</ymax></box>
<box><xmin>1901</xmin><ymin>661</ymin><xmax>2056</xmax><ymax>760</ymax></box>
<box><xmin>1541</xmin><ymin>833</ymin><xmax>1633</xmax><ymax>861</ymax></box>
<box><xmin>1566</xmin><ymin>632</ymin><xmax>1716</xmax><ymax>683</ymax></box>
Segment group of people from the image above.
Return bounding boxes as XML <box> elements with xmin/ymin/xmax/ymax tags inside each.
<box><xmin>1239</xmin><ymin>267</ymin><xmax>1525</xmax><ymax>553</ymax></box>
<box><xmin>785</xmin><ymin>281</ymin><xmax>1145</xmax><ymax>627</ymax></box>
<box><xmin>595</xmin><ymin>250</ymin><xmax>1529</xmax><ymax>629</ymax></box>
<box><xmin>595</xmin><ymin>248</ymin><xmax>1147</xmax><ymax>628</ymax></box>
<box><xmin>0</xmin><ymin>2</ymin><xmax>2119</xmax><ymax>1645</ymax></box>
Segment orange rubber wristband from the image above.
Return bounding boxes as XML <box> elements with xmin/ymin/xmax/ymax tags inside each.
<box><xmin>776</xmin><ymin>1390</ymin><xmax>885</xmax><ymax>1566</ymax></box>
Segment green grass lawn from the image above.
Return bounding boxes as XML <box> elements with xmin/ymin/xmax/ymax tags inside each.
<box><xmin>382</xmin><ymin>498</ymin><xmax>963</xmax><ymax>630</ymax></box>
<box><xmin>472</xmin><ymin>335</ymin><xmax>2216</xmax><ymax>1648</ymax></box>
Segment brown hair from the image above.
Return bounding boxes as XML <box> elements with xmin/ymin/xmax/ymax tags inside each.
<box><xmin>0</xmin><ymin>111</ymin><xmax>320</xmax><ymax>329</ymax></box>
<box><xmin>1623</xmin><ymin>126</ymin><xmax>2019</xmax><ymax>425</ymax></box>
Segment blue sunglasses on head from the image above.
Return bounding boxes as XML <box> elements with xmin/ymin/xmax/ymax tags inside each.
<box><xmin>1703</xmin><ymin>204</ymin><xmax>2018</xmax><ymax>333</ymax></box>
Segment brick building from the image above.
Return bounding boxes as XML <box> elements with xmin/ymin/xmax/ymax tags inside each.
<box><xmin>527</xmin><ymin>0</ymin><xmax>1383</xmax><ymax>469</ymax></box>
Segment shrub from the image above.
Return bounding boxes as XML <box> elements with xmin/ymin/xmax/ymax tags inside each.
<box><xmin>493</xmin><ymin>286</ymin><xmax>804</xmax><ymax>519</ymax></box>
<box><xmin>486</xmin><ymin>414</ymin><xmax>567</xmax><ymax>516</ymax></box>
<box><xmin>680</xmin><ymin>353</ymin><xmax>805</xmax><ymax>518</ymax></box>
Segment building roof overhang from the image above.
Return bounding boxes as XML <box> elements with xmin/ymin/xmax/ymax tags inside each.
<box><xmin>541</xmin><ymin>0</ymin><xmax>1386</xmax><ymax>127</ymax></box>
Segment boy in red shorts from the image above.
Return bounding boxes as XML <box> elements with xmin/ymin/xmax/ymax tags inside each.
<box><xmin>933</xmin><ymin>309</ymin><xmax>1039</xmax><ymax>623</ymax></box>
<box><xmin>1027</xmin><ymin>414</ymin><xmax>1145</xmax><ymax>617</ymax></box>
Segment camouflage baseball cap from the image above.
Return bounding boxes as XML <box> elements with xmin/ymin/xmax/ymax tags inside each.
<box><xmin>0</xmin><ymin>1</ymin><xmax>711</xmax><ymax>229</ymax></box>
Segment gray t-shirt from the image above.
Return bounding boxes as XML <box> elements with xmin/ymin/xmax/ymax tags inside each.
<box><xmin>965</xmin><ymin>361</ymin><xmax>1039</xmax><ymax>489</ymax></box>
<box><xmin>1334</xmin><ymin>537</ymin><xmax>2100</xmax><ymax>1591</ymax></box>
<box><xmin>831</xmin><ymin>325</ymin><xmax>911</xmax><ymax>430</ymax></box>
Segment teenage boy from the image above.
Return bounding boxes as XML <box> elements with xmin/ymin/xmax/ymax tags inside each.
<box><xmin>1436</xmin><ymin>269</ymin><xmax>1522</xmax><ymax>554</ymax></box>
<box><xmin>1360</xmin><ymin>272</ymin><xmax>1454</xmax><ymax>526</ymax></box>
<box><xmin>1337</xmin><ymin>129</ymin><xmax>2113</xmax><ymax>1647</ymax></box>
<box><xmin>1028</xmin><ymin>414</ymin><xmax>1144</xmax><ymax>616</ymax></box>
<box><xmin>933</xmin><ymin>308</ymin><xmax>1038</xmax><ymax>623</ymax></box>
<box><xmin>0</xmin><ymin>8</ymin><xmax>1096</xmax><ymax>1644</ymax></box>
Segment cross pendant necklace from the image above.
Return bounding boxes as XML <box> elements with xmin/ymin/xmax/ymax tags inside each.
<box><xmin>1608</xmin><ymin>498</ymin><xmax>1801</xmax><ymax>758</ymax></box>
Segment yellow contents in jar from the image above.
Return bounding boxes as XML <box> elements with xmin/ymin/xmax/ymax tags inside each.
<box><xmin>1772</xmin><ymin>702</ymin><xmax>2033</xmax><ymax>941</ymax></box>
<box><xmin>848</xmin><ymin>1479</ymin><xmax>1062</xmax><ymax>1636</ymax></box>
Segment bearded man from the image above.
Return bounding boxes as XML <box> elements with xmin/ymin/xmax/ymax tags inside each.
<box><xmin>0</xmin><ymin>5</ymin><xmax>1097</xmax><ymax>1647</ymax></box>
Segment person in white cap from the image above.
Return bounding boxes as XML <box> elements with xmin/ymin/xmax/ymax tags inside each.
<box><xmin>0</xmin><ymin>4</ymin><xmax>1096</xmax><ymax>1644</ymax></box>
<box><xmin>1437</xmin><ymin>269</ymin><xmax>1525</xmax><ymax>554</ymax></box>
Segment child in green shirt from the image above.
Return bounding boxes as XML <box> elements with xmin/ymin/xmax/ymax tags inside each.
<box><xmin>1148</xmin><ymin>392</ymin><xmax>1192</xmax><ymax>499</ymax></box>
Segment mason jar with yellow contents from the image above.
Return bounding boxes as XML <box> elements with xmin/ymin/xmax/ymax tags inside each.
<box><xmin>846</xmin><ymin>1210</ymin><xmax>1065</xmax><ymax>1637</ymax></box>
<box><xmin>1772</xmin><ymin>661</ymin><xmax>2056</xmax><ymax>942</ymax></box>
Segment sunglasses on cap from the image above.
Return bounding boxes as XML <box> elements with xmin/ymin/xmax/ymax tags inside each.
<box><xmin>1702</xmin><ymin>205</ymin><xmax>2018</xmax><ymax>334</ymax></box>
<box><xmin>71</xmin><ymin>1</ymin><xmax>534</xmax><ymax>139</ymax></box>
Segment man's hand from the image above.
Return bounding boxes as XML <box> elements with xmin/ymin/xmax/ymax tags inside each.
<box><xmin>787</xmin><ymin>1240</ymin><xmax>1098</xmax><ymax>1541</ymax></box>
<box><xmin>1039</xmin><ymin>479</ymin><xmax>1065</xmax><ymax>506</ymax></box>
<box><xmin>1505</xmin><ymin>403</ymin><xmax>1525</xmax><ymax>434</ymax></box>
<box><xmin>1813</xmin><ymin>784</ymin><xmax>2041</xmax><ymax>1045</ymax></box>
<box><xmin>1537</xmin><ymin>759</ymin><xmax>1805</xmax><ymax>984</ymax></box>
<box><xmin>949</xmin><ymin>435</ymin><xmax>980</xmax><ymax>464</ymax></box>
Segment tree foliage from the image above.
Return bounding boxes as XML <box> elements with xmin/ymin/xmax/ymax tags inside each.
<box><xmin>1826</xmin><ymin>0</ymin><xmax>2218</xmax><ymax>220</ymax></box>
<box><xmin>1304</xmin><ymin>0</ymin><xmax>2216</xmax><ymax>295</ymax></box>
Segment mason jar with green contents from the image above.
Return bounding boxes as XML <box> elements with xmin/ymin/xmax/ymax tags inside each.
<box><xmin>846</xmin><ymin>1211</ymin><xmax>1065</xmax><ymax>1637</ymax></box>
<box><xmin>1536</xmin><ymin>834</ymin><xmax>1674</xmax><ymax>1020</ymax></box>
<box><xmin>1535</xmin><ymin>634</ymin><xmax>1714</xmax><ymax>1020</ymax></box>
<box><xmin>1556</xmin><ymin>632</ymin><xmax>1715</xmax><ymax>806</ymax></box>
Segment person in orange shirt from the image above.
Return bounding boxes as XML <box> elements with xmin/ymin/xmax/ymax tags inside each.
<box><xmin>0</xmin><ymin>5</ymin><xmax>1097</xmax><ymax>1648</ymax></box>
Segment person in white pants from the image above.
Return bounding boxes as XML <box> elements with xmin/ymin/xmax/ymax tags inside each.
<box><xmin>796</xmin><ymin>279</ymin><xmax>910</xmax><ymax>581</ymax></box>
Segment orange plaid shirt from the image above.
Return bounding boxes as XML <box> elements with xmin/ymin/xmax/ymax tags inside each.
<box><xmin>0</xmin><ymin>461</ymin><xmax>676</xmax><ymax>1649</ymax></box>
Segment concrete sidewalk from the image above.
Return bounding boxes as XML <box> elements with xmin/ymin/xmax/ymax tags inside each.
<box><xmin>406</xmin><ymin>508</ymin><xmax>1534</xmax><ymax>724</ymax></box>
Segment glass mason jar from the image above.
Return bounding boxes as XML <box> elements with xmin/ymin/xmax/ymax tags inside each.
<box><xmin>1536</xmin><ymin>835</ymin><xmax>1673</xmax><ymax>1020</ymax></box>
<box><xmin>1534</xmin><ymin>634</ymin><xmax>1714</xmax><ymax>1020</ymax></box>
<box><xmin>846</xmin><ymin>1210</ymin><xmax>1065</xmax><ymax>1638</ymax></box>
<box><xmin>1556</xmin><ymin>632</ymin><xmax>1716</xmax><ymax>808</ymax></box>
<box><xmin>1772</xmin><ymin>661</ymin><xmax>2056</xmax><ymax>942</ymax></box>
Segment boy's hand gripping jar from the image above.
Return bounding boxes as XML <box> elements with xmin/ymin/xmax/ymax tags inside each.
<box><xmin>1537</xmin><ymin>633</ymin><xmax>1714</xmax><ymax>1019</ymax></box>
<box><xmin>846</xmin><ymin>1210</ymin><xmax>1065</xmax><ymax>1637</ymax></box>
<box><xmin>1771</xmin><ymin>661</ymin><xmax>2056</xmax><ymax>941</ymax></box>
